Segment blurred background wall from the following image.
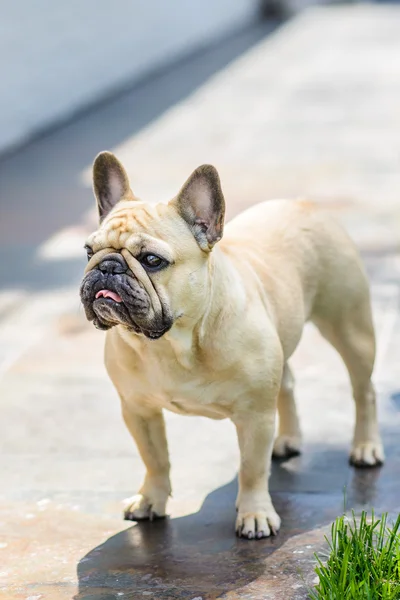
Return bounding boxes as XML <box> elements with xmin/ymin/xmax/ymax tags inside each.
<box><xmin>0</xmin><ymin>0</ymin><xmax>263</xmax><ymax>155</ymax></box>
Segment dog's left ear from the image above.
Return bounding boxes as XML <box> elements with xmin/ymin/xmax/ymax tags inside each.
<box><xmin>173</xmin><ymin>165</ymin><xmax>225</xmax><ymax>251</ymax></box>
<box><xmin>93</xmin><ymin>151</ymin><xmax>134</xmax><ymax>222</ymax></box>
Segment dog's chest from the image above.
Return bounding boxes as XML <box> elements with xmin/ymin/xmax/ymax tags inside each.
<box><xmin>139</xmin><ymin>357</ymin><xmax>233</xmax><ymax>418</ymax></box>
<box><xmin>129</xmin><ymin>332</ymin><xmax>238</xmax><ymax>419</ymax></box>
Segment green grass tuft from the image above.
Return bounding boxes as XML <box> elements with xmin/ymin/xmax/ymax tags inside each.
<box><xmin>310</xmin><ymin>511</ymin><xmax>400</xmax><ymax>599</ymax></box>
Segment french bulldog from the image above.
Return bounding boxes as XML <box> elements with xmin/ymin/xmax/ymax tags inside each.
<box><xmin>80</xmin><ymin>151</ymin><xmax>384</xmax><ymax>540</ymax></box>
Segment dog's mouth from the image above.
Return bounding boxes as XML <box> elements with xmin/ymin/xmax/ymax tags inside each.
<box><xmin>94</xmin><ymin>289</ymin><xmax>168</xmax><ymax>338</ymax></box>
<box><xmin>80</xmin><ymin>269</ymin><xmax>172</xmax><ymax>339</ymax></box>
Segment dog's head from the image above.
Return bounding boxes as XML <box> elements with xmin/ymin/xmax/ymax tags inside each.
<box><xmin>80</xmin><ymin>152</ymin><xmax>225</xmax><ymax>339</ymax></box>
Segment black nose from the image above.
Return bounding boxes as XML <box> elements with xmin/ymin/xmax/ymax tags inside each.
<box><xmin>98</xmin><ymin>253</ymin><xmax>127</xmax><ymax>275</ymax></box>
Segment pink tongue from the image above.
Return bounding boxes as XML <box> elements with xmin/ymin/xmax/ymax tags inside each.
<box><xmin>96</xmin><ymin>289</ymin><xmax>122</xmax><ymax>303</ymax></box>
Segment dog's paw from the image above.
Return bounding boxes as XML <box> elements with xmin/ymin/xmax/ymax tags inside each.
<box><xmin>123</xmin><ymin>489</ymin><xmax>168</xmax><ymax>521</ymax></box>
<box><xmin>272</xmin><ymin>434</ymin><xmax>301</xmax><ymax>459</ymax></box>
<box><xmin>349</xmin><ymin>441</ymin><xmax>385</xmax><ymax>468</ymax></box>
<box><xmin>236</xmin><ymin>507</ymin><xmax>281</xmax><ymax>540</ymax></box>
<box><xmin>235</xmin><ymin>491</ymin><xmax>281</xmax><ymax>540</ymax></box>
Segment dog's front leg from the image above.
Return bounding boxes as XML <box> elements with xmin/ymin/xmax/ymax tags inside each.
<box><xmin>233</xmin><ymin>411</ymin><xmax>280</xmax><ymax>539</ymax></box>
<box><xmin>121</xmin><ymin>402</ymin><xmax>171</xmax><ymax>521</ymax></box>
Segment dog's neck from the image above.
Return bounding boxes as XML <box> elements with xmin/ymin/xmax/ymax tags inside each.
<box><xmin>161</xmin><ymin>247</ymin><xmax>243</xmax><ymax>368</ymax></box>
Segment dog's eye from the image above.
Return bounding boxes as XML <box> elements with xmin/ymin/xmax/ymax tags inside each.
<box><xmin>139</xmin><ymin>254</ymin><xmax>165</xmax><ymax>271</ymax></box>
<box><xmin>84</xmin><ymin>245</ymin><xmax>94</xmax><ymax>261</ymax></box>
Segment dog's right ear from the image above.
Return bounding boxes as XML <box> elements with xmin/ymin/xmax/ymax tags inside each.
<box><xmin>92</xmin><ymin>152</ymin><xmax>134</xmax><ymax>222</ymax></box>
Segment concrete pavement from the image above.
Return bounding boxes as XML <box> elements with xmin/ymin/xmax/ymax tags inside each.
<box><xmin>1</xmin><ymin>6</ymin><xmax>400</xmax><ymax>599</ymax></box>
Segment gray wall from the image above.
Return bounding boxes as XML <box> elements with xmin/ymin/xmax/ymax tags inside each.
<box><xmin>0</xmin><ymin>0</ymin><xmax>260</xmax><ymax>154</ymax></box>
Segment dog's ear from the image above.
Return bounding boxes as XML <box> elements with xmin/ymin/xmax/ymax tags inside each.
<box><xmin>173</xmin><ymin>165</ymin><xmax>225</xmax><ymax>251</ymax></box>
<box><xmin>93</xmin><ymin>152</ymin><xmax>134</xmax><ymax>222</ymax></box>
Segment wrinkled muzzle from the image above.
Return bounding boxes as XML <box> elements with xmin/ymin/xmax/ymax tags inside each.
<box><xmin>79</xmin><ymin>248</ymin><xmax>172</xmax><ymax>339</ymax></box>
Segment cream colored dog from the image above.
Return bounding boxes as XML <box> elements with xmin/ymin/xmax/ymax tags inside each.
<box><xmin>80</xmin><ymin>152</ymin><xmax>384</xmax><ymax>540</ymax></box>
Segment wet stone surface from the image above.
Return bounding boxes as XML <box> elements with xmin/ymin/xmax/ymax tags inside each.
<box><xmin>75</xmin><ymin>519</ymin><xmax>329</xmax><ymax>600</ymax></box>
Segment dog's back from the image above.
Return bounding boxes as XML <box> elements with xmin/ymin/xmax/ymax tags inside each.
<box><xmin>221</xmin><ymin>199</ymin><xmax>373</xmax><ymax>360</ymax></box>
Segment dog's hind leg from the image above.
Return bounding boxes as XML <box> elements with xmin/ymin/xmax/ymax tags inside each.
<box><xmin>272</xmin><ymin>363</ymin><xmax>302</xmax><ymax>459</ymax></box>
<box><xmin>314</xmin><ymin>309</ymin><xmax>384</xmax><ymax>468</ymax></box>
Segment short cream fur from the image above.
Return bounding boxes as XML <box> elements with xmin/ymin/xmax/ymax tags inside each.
<box><xmin>82</xmin><ymin>152</ymin><xmax>384</xmax><ymax>540</ymax></box>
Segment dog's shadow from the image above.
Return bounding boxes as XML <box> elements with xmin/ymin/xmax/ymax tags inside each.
<box><xmin>74</xmin><ymin>478</ymin><xmax>288</xmax><ymax>600</ymax></box>
<box><xmin>74</xmin><ymin>448</ymin><xmax>388</xmax><ymax>600</ymax></box>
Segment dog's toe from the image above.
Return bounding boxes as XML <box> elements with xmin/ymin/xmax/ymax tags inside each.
<box><xmin>349</xmin><ymin>441</ymin><xmax>385</xmax><ymax>468</ymax></box>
